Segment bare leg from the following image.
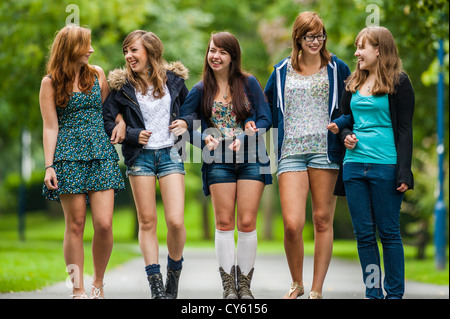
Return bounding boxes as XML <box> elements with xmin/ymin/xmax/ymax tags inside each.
<box><xmin>309</xmin><ymin>168</ymin><xmax>338</xmax><ymax>296</ymax></box>
<box><xmin>89</xmin><ymin>189</ymin><xmax>115</xmax><ymax>298</ymax></box>
<box><xmin>159</xmin><ymin>173</ymin><xmax>186</xmax><ymax>261</ymax></box>
<box><xmin>129</xmin><ymin>175</ymin><xmax>159</xmax><ymax>265</ymax></box>
<box><xmin>278</xmin><ymin>171</ymin><xmax>309</xmax><ymax>299</ymax></box>
<box><xmin>60</xmin><ymin>193</ymin><xmax>87</xmax><ymax>297</ymax></box>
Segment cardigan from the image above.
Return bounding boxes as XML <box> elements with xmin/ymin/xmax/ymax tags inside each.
<box><xmin>334</xmin><ymin>72</ymin><xmax>415</xmax><ymax>196</ymax></box>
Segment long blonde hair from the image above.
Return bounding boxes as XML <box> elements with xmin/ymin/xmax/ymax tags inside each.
<box><xmin>45</xmin><ymin>25</ymin><xmax>98</xmax><ymax>108</ymax></box>
<box><xmin>122</xmin><ymin>30</ymin><xmax>167</xmax><ymax>98</ymax></box>
<box><xmin>290</xmin><ymin>11</ymin><xmax>331</xmax><ymax>72</ymax></box>
<box><xmin>346</xmin><ymin>26</ymin><xmax>403</xmax><ymax>94</ymax></box>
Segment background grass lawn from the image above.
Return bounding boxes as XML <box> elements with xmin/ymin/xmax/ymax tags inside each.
<box><xmin>0</xmin><ymin>207</ymin><xmax>448</xmax><ymax>293</ymax></box>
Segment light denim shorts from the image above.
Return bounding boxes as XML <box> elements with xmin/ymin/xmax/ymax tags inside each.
<box><xmin>126</xmin><ymin>147</ymin><xmax>185</xmax><ymax>179</ymax></box>
<box><xmin>277</xmin><ymin>153</ymin><xmax>339</xmax><ymax>177</ymax></box>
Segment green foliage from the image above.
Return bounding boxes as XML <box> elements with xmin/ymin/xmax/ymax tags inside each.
<box><xmin>0</xmin><ymin>0</ymin><xmax>448</xmax><ymax>250</ymax></box>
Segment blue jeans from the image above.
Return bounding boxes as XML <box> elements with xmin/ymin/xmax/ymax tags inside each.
<box><xmin>206</xmin><ymin>162</ymin><xmax>264</xmax><ymax>188</ymax></box>
<box><xmin>126</xmin><ymin>147</ymin><xmax>185</xmax><ymax>178</ymax></box>
<box><xmin>343</xmin><ymin>162</ymin><xmax>405</xmax><ymax>299</ymax></box>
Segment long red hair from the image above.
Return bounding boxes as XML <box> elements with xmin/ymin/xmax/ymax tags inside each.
<box><xmin>45</xmin><ymin>25</ymin><xmax>98</xmax><ymax>107</ymax></box>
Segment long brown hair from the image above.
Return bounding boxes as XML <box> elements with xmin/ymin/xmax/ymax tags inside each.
<box><xmin>202</xmin><ymin>32</ymin><xmax>251</xmax><ymax>124</ymax></box>
<box><xmin>122</xmin><ymin>30</ymin><xmax>167</xmax><ymax>98</ymax></box>
<box><xmin>290</xmin><ymin>11</ymin><xmax>332</xmax><ymax>72</ymax></box>
<box><xmin>45</xmin><ymin>25</ymin><xmax>98</xmax><ymax>108</ymax></box>
<box><xmin>345</xmin><ymin>27</ymin><xmax>403</xmax><ymax>94</ymax></box>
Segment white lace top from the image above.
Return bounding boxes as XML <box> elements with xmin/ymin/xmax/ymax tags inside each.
<box><xmin>135</xmin><ymin>84</ymin><xmax>174</xmax><ymax>149</ymax></box>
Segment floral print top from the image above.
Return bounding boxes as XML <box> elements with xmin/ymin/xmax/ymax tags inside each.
<box><xmin>281</xmin><ymin>60</ymin><xmax>329</xmax><ymax>159</ymax></box>
<box><xmin>210</xmin><ymin>97</ymin><xmax>249</xmax><ymax>140</ymax></box>
<box><xmin>54</xmin><ymin>77</ymin><xmax>119</xmax><ymax>162</ymax></box>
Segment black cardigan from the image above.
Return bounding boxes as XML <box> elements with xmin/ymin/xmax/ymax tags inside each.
<box><xmin>334</xmin><ymin>72</ymin><xmax>415</xmax><ymax>196</ymax></box>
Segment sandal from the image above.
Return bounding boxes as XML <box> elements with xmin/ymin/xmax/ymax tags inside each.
<box><xmin>308</xmin><ymin>291</ymin><xmax>323</xmax><ymax>299</ymax></box>
<box><xmin>70</xmin><ymin>293</ymin><xmax>88</xmax><ymax>299</ymax></box>
<box><xmin>90</xmin><ymin>283</ymin><xmax>105</xmax><ymax>299</ymax></box>
<box><xmin>285</xmin><ymin>282</ymin><xmax>304</xmax><ymax>299</ymax></box>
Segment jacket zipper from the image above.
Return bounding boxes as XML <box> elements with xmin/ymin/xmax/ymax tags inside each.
<box><xmin>122</xmin><ymin>91</ymin><xmax>140</xmax><ymax>108</ymax></box>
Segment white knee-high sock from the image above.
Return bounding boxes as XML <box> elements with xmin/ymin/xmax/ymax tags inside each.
<box><xmin>237</xmin><ymin>229</ymin><xmax>257</xmax><ymax>275</ymax></box>
<box><xmin>215</xmin><ymin>229</ymin><xmax>235</xmax><ymax>274</ymax></box>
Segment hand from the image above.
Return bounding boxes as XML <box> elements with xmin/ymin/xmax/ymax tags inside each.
<box><xmin>205</xmin><ymin>135</ymin><xmax>219</xmax><ymax>151</ymax></box>
<box><xmin>111</xmin><ymin>120</ymin><xmax>126</xmax><ymax>144</ymax></box>
<box><xmin>344</xmin><ymin>134</ymin><xmax>358</xmax><ymax>149</ymax></box>
<box><xmin>44</xmin><ymin>167</ymin><xmax>58</xmax><ymax>190</ymax></box>
<box><xmin>327</xmin><ymin>122</ymin><xmax>339</xmax><ymax>134</ymax></box>
<box><xmin>169</xmin><ymin>120</ymin><xmax>188</xmax><ymax>137</ymax></box>
<box><xmin>139</xmin><ymin>130</ymin><xmax>152</xmax><ymax>145</ymax></box>
<box><xmin>397</xmin><ymin>182</ymin><xmax>409</xmax><ymax>193</ymax></box>
<box><xmin>228</xmin><ymin>138</ymin><xmax>241</xmax><ymax>152</ymax></box>
<box><xmin>245</xmin><ymin>121</ymin><xmax>258</xmax><ymax>136</ymax></box>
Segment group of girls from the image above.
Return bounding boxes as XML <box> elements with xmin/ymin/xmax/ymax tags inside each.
<box><xmin>40</xmin><ymin>11</ymin><xmax>414</xmax><ymax>300</ymax></box>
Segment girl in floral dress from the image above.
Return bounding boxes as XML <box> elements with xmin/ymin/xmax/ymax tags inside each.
<box><xmin>264</xmin><ymin>12</ymin><xmax>351</xmax><ymax>299</ymax></box>
<box><xmin>40</xmin><ymin>25</ymin><xmax>124</xmax><ymax>299</ymax></box>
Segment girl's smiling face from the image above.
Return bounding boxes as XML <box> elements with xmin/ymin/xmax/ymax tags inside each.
<box><xmin>77</xmin><ymin>43</ymin><xmax>94</xmax><ymax>66</ymax></box>
<box><xmin>207</xmin><ymin>39</ymin><xmax>231</xmax><ymax>74</ymax></box>
<box><xmin>123</xmin><ymin>39</ymin><xmax>149</xmax><ymax>75</ymax></box>
<box><xmin>355</xmin><ymin>38</ymin><xmax>379</xmax><ymax>72</ymax></box>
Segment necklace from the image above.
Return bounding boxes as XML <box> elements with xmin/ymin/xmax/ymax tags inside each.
<box><xmin>218</xmin><ymin>84</ymin><xmax>229</xmax><ymax>100</ymax></box>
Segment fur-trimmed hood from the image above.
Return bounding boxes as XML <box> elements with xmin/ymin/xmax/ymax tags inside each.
<box><xmin>107</xmin><ymin>61</ymin><xmax>189</xmax><ymax>91</ymax></box>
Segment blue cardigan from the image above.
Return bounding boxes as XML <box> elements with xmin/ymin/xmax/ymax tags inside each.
<box><xmin>179</xmin><ymin>75</ymin><xmax>273</xmax><ymax>195</ymax></box>
<box><xmin>264</xmin><ymin>55</ymin><xmax>351</xmax><ymax>164</ymax></box>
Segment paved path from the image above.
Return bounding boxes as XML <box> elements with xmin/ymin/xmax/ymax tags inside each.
<box><xmin>1</xmin><ymin>247</ymin><xmax>448</xmax><ymax>299</ymax></box>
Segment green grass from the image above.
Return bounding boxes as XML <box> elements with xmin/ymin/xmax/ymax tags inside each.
<box><xmin>0</xmin><ymin>206</ymin><xmax>448</xmax><ymax>293</ymax></box>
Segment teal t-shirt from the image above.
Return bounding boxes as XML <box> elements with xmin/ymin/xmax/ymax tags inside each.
<box><xmin>344</xmin><ymin>91</ymin><xmax>397</xmax><ymax>164</ymax></box>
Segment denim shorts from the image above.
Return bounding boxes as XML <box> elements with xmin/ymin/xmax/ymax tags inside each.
<box><xmin>277</xmin><ymin>153</ymin><xmax>339</xmax><ymax>177</ymax></box>
<box><xmin>127</xmin><ymin>147</ymin><xmax>185</xmax><ymax>179</ymax></box>
<box><xmin>206</xmin><ymin>162</ymin><xmax>265</xmax><ymax>187</ymax></box>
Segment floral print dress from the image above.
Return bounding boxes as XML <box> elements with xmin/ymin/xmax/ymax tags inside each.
<box><xmin>281</xmin><ymin>60</ymin><xmax>329</xmax><ymax>159</ymax></box>
<box><xmin>43</xmin><ymin>77</ymin><xmax>125</xmax><ymax>202</ymax></box>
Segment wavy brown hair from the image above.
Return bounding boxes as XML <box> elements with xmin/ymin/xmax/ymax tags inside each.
<box><xmin>202</xmin><ymin>32</ymin><xmax>251</xmax><ymax>124</ymax></box>
<box><xmin>122</xmin><ymin>30</ymin><xmax>167</xmax><ymax>98</ymax></box>
<box><xmin>290</xmin><ymin>11</ymin><xmax>331</xmax><ymax>72</ymax></box>
<box><xmin>345</xmin><ymin>27</ymin><xmax>403</xmax><ymax>94</ymax></box>
<box><xmin>45</xmin><ymin>25</ymin><xmax>98</xmax><ymax>108</ymax></box>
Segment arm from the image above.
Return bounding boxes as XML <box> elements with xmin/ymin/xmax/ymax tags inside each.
<box><xmin>95</xmin><ymin>65</ymin><xmax>110</xmax><ymax>104</ymax></box>
<box><xmin>395</xmin><ymin>74</ymin><xmax>415</xmax><ymax>191</ymax></box>
<box><xmin>39</xmin><ymin>77</ymin><xmax>59</xmax><ymax>190</ymax></box>
<box><xmin>96</xmin><ymin>66</ymin><xmax>124</xmax><ymax>144</ymax></box>
<box><xmin>179</xmin><ymin>85</ymin><xmax>203</xmax><ymax>133</ymax></box>
<box><xmin>170</xmin><ymin>83</ymin><xmax>191</xmax><ymax>137</ymax></box>
<box><xmin>241</xmin><ymin>76</ymin><xmax>272</xmax><ymax>138</ymax></box>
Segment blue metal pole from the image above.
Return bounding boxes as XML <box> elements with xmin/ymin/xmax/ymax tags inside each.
<box><xmin>434</xmin><ymin>39</ymin><xmax>447</xmax><ymax>270</ymax></box>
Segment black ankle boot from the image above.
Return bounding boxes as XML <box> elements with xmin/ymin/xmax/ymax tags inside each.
<box><xmin>147</xmin><ymin>273</ymin><xmax>167</xmax><ymax>299</ymax></box>
<box><xmin>219</xmin><ymin>266</ymin><xmax>238</xmax><ymax>299</ymax></box>
<box><xmin>165</xmin><ymin>267</ymin><xmax>182</xmax><ymax>299</ymax></box>
<box><xmin>236</xmin><ymin>266</ymin><xmax>254</xmax><ymax>299</ymax></box>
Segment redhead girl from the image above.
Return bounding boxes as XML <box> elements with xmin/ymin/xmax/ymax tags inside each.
<box><xmin>265</xmin><ymin>12</ymin><xmax>351</xmax><ymax>299</ymax></box>
<box><xmin>40</xmin><ymin>25</ymin><xmax>125</xmax><ymax>299</ymax></box>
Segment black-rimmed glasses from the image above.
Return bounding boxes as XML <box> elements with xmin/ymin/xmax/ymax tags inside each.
<box><xmin>301</xmin><ymin>34</ymin><xmax>327</xmax><ymax>42</ymax></box>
